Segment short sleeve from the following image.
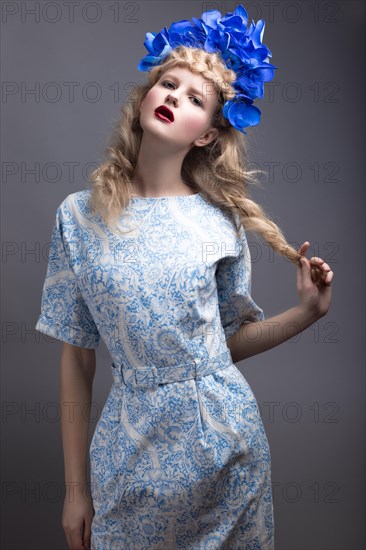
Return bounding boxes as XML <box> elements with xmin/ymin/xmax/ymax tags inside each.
<box><xmin>216</xmin><ymin>223</ymin><xmax>265</xmax><ymax>341</ymax></box>
<box><xmin>35</xmin><ymin>202</ymin><xmax>101</xmax><ymax>349</ymax></box>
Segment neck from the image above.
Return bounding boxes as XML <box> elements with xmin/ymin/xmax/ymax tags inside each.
<box><xmin>131</xmin><ymin>131</ymin><xmax>195</xmax><ymax>197</ymax></box>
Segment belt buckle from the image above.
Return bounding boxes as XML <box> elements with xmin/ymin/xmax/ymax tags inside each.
<box><xmin>134</xmin><ymin>366</ymin><xmax>159</xmax><ymax>390</ymax></box>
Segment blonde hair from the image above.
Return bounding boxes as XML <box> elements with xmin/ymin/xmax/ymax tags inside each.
<box><xmin>88</xmin><ymin>45</ymin><xmax>320</xmax><ymax>282</ymax></box>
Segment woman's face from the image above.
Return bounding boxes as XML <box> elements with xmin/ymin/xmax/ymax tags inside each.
<box><xmin>139</xmin><ymin>66</ymin><xmax>220</xmax><ymax>149</ymax></box>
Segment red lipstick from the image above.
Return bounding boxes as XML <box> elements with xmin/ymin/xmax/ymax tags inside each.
<box><xmin>154</xmin><ymin>105</ymin><xmax>174</xmax><ymax>123</ymax></box>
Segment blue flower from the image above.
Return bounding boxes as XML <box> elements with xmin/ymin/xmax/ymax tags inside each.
<box><xmin>223</xmin><ymin>98</ymin><xmax>261</xmax><ymax>134</ymax></box>
<box><xmin>137</xmin><ymin>4</ymin><xmax>278</xmax><ymax>133</ymax></box>
<box><xmin>137</xmin><ymin>29</ymin><xmax>172</xmax><ymax>71</ymax></box>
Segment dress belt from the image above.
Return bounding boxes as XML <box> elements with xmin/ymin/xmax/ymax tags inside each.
<box><xmin>110</xmin><ymin>349</ymin><xmax>233</xmax><ymax>390</ymax></box>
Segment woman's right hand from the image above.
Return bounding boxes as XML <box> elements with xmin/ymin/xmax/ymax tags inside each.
<box><xmin>62</xmin><ymin>488</ymin><xmax>95</xmax><ymax>550</ymax></box>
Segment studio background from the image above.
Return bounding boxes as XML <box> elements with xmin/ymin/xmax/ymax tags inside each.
<box><xmin>1</xmin><ymin>1</ymin><xmax>365</xmax><ymax>548</ymax></box>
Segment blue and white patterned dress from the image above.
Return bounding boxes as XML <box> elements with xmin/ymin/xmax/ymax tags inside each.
<box><xmin>35</xmin><ymin>189</ymin><xmax>274</xmax><ymax>549</ymax></box>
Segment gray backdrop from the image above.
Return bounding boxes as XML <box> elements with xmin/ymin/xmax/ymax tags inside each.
<box><xmin>2</xmin><ymin>1</ymin><xmax>365</xmax><ymax>548</ymax></box>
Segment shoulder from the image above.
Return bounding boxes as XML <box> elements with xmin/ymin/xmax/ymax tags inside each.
<box><xmin>57</xmin><ymin>189</ymin><xmax>94</xmax><ymax>221</ymax></box>
<box><xmin>201</xmin><ymin>197</ymin><xmax>242</xmax><ymax>238</ymax></box>
<box><xmin>193</xmin><ymin>197</ymin><xmax>243</xmax><ymax>260</ymax></box>
<box><xmin>199</xmin><ymin>195</ymin><xmax>238</xmax><ymax>226</ymax></box>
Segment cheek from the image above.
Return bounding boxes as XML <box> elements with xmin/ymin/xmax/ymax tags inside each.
<box><xmin>181</xmin><ymin>112</ymin><xmax>209</xmax><ymax>137</ymax></box>
<box><xmin>142</xmin><ymin>89</ymin><xmax>160</xmax><ymax>111</ymax></box>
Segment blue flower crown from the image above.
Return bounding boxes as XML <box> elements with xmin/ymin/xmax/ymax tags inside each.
<box><xmin>137</xmin><ymin>4</ymin><xmax>278</xmax><ymax>134</ymax></box>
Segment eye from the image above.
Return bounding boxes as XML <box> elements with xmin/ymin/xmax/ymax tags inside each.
<box><xmin>161</xmin><ymin>81</ymin><xmax>203</xmax><ymax>108</ymax></box>
<box><xmin>162</xmin><ymin>81</ymin><xmax>175</xmax><ymax>89</ymax></box>
<box><xmin>191</xmin><ymin>96</ymin><xmax>203</xmax><ymax>108</ymax></box>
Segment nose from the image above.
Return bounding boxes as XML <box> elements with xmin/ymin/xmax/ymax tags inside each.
<box><xmin>165</xmin><ymin>93</ymin><xmax>178</xmax><ymax>107</ymax></box>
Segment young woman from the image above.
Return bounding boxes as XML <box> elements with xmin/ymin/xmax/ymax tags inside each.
<box><xmin>35</xmin><ymin>5</ymin><xmax>333</xmax><ymax>549</ymax></box>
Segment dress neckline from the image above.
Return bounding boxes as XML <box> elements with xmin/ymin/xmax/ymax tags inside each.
<box><xmin>130</xmin><ymin>192</ymin><xmax>202</xmax><ymax>201</ymax></box>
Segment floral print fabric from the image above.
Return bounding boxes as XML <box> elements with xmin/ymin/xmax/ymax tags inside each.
<box><xmin>35</xmin><ymin>190</ymin><xmax>274</xmax><ymax>549</ymax></box>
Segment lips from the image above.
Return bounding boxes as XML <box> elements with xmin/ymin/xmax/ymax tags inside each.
<box><xmin>154</xmin><ymin>105</ymin><xmax>174</xmax><ymax>122</ymax></box>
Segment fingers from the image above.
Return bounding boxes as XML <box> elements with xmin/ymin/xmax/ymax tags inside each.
<box><xmin>297</xmin><ymin>242</ymin><xmax>334</xmax><ymax>287</ymax></box>
<box><xmin>83</xmin><ymin>522</ymin><xmax>92</xmax><ymax>550</ymax></box>
<box><xmin>309</xmin><ymin>256</ymin><xmax>330</xmax><ymax>271</ymax></box>
<box><xmin>298</xmin><ymin>254</ymin><xmax>322</xmax><ymax>286</ymax></box>
<box><xmin>323</xmin><ymin>270</ymin><xmax>334</xmax><ymax>285</ymax></box>
<box><xmin>298</xmin><ymin>241</ymin><xmax>310</xmax><ymax>256</ymax></box>
<box><xmin>297</xmin><ymin>254</ymin><xmax>313</xmax><ymax>290</ymax></box>
<box><xmin>299</xmin><ymin>255</ymin><xmax>312</xmax><ymax>280</ymax></box>
<box><xmin>297</xmin><ymin>242</ymin><xmax>309</xmax><ymax>287</ymax></box>
<box><xmin>68</xmin><ymin>531</ymin><xmax>84</xmax><ymax>550</ymax></box>
<box><xmin>308</xmin><ymin>257</ymin><xmax>334</xmax><ymax>286</ymax></box>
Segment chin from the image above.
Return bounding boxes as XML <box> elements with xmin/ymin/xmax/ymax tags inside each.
<box><xmin>141</xmin><ymin>121</ymin><xmax>174</xmax><ymax>140</ymax></box>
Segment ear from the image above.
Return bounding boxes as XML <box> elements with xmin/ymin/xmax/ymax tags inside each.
<box><xmin>193</xmin><ymin>127</ymin><xmax>219</xmax><ymax>148</ymax></box>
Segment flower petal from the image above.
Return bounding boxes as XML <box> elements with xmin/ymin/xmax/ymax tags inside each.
<box><xmin>201</xmin><ymin>9</ymin><xmax>222</xmax><ymax>29</ymax></box>
<box><xmin>223</xmin><ymin>100</ymin><xmax>261</xmax><ymax>132</ymax></box>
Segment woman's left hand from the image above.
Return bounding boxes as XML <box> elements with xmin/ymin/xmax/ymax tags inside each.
<box><xmin>296</xmin><ymin>241</ymin><xmax>334</xmax><ymax>318</ymax></box>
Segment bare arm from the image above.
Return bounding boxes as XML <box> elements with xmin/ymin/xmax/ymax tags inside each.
<box><xmin>60</xmin><ymin>342</ymin><xmax>96</xmax><ymax>496</ymax></box>
<box><xmin>227</xmin><ymin>243</ymin><xmax>334</xmax><ymax>364</ymax></box>
<box><xmin>227</xmin><ymin>305</ymin><xmax>318</xmax><ymax>363</ymax></box>
<box><xmin>60</xmin><ymin>342</ymin><xmax>96</xmax><ymax>549</ymax></box>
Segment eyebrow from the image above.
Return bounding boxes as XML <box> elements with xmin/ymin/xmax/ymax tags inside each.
<box><xmin>161</xmin><ymin>73</ymin><xmax>206</xmax><ymax>99</ymax></box>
